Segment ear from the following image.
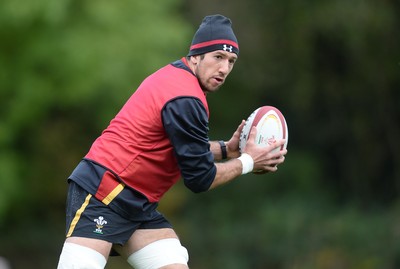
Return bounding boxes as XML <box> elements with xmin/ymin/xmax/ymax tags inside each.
<box><xmin>189</xmin><ymin>55</ymin><xmax>201</xmax><ymax>65</ymax></box>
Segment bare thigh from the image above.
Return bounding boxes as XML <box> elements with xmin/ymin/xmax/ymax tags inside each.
<box><xmin>114</xmin><ymin>228</ymin><xmax>178</xmax><ymax>256</ymax></box>
<box><xmin>114</xmin><ymin>228</ymin><xmax>189</xmax><ymax>268</ymax></box>
<box><xmin>65</xmin><ymin>236</ymin><xmax>112</xmax><ymax>259</ymax></box>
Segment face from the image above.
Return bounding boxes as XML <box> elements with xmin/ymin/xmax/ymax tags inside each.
<box><xmin>190</xmin><ymin>50</ymin><xmax>238</xmax><ymax>93</ymax></box>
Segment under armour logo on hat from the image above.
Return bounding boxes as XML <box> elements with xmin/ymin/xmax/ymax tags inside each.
<box><xmin>188</xmin><ymin>15</ymin><xmax>239</xmax><ymax>56</ymax></box>
<box><xmin>223</xmin><ymin>45</ymin><xmax>233</xmax><ymax>52</ymax></box>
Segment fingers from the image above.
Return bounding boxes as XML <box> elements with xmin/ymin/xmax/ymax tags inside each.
<box><xmin>231</xmin><ymin>120</ymin><xmax>247</xmax><ymax>142</ymax></box>
<box><xmin>246</xmin><ymin>126</ymin><xmax>258</xmax><ymax>144</ymax></box>
<box><xmin>269</xmin><ymin>139</ymin><xmax>286</xmax><ymax>152</ymax></box>
<box><xmin>236</xmin><ymin>120</ymin><xmax>246</xmax><ymax>135</ymax></box>
<box><xmin>251</xmin><ymin>147</ymin><xmax>287</xmax><ymax>174</ymax></box>
<box><xmin>265</xmin><ymin>154</ymin><xmax>285</xmax><ymax>168</ymax></box>
<box><xmin>246</xmin><ymin>128</ymin><xmax>286</xmax><ymax>152</ymax></box>
<box><xmin>254</xmin><ymin>160</ymin><xmax>282</xmax><ymax>174</ymax></box>
<box><xmin>224</xmin><ymin>120</ymin><xmax>248</xmax><ymax>159</ymax></box>
<box><xmin>242</xmin><ymin>126</ymin><xmax>288</xmax><ymax>174</ymax></box>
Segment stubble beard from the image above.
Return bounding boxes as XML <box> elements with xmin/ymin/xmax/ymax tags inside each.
<box><xmin>197</xmin><ymin>75</ymin><xmax>222</xmax><ymax>94</ymax></box>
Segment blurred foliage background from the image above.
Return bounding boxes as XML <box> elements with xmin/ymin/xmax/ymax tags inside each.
<box><xmin>0</xmin><ymin>0</ymin><xmax>399</xmax><ymax>268</ymax></box>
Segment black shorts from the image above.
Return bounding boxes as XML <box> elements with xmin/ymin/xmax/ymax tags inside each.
<box><xmin>65</xmin><ymin>181</ymin><xmax>172</xmax><ymax>245</ymax></box>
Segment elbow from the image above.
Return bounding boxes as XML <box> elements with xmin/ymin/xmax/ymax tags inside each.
<box><xmin>184</xmin><ymin>181</ymin><xmax>209</xmax><ymax>193</ymax></box>
<box><xmin>182</xmin><ymin>166</ymin><xmax>216</xmax><ymax>193</ymax></box>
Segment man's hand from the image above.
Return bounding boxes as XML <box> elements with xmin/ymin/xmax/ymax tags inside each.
<box><xmin>243</xmin><ymin>126</ymin><xmax>287</xmax><ymax>173</ymax></box>
<box><xmin>225</xmin><ymin>120</ymin><xmax>246</xmax><ymax>159</ymax></box>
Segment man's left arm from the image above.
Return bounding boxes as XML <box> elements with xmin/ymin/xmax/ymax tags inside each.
<box><xmin>210</xmin><ymin>120</ymin><xmax>245</xmax><ymax>161</ymax></box>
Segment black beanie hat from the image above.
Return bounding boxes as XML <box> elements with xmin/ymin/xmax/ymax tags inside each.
<box><xmin>188</xmin><ymin>14</ymin><xmax>239</xmax><ymax>56</ymax></box>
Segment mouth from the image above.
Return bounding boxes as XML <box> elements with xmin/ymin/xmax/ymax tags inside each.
<box><xmin>213</xmin><ymin>76</ymin><xmax>224</xmax><ymax>84</ymax></box>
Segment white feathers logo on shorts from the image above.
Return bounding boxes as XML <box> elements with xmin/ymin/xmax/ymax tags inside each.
<box><xmin>93</xmin><ymin>216</ymin><xmax>107</xmax><ymax>234</ymax></box>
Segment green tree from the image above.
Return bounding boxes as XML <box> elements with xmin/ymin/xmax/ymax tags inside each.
<box><xmin>183</xmin><ymin>0</ymin><xmax>400</xmax><ymax>268</ymax></box>
<box><xmin>0</xmin><ymin>0</ymin><xmax>191</xmax><ymax>268</ymax></box>
<box><xmin>187</xmin><ymin>0</ymin><xmax>400</xmax><ymax>204</ymax></box>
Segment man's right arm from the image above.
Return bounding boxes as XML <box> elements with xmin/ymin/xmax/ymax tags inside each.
<box><xmin>208</xmin><ymin>127</ymin><xmax>287</xmax><ymax>190</ymax></box>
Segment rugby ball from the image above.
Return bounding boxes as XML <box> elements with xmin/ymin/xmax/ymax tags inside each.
<box><xmin>239</xmin><ymin>106</ymin><xmax>288</xmax><ymax>153</ymax></box>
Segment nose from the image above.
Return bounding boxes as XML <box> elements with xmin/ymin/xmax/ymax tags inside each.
<box><xmin>219</xmin><ymin>59</ymin><xmax>231</xmax><ymax>75</ymax></box>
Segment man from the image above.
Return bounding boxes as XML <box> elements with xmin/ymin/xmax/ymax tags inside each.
<box><xmin>57</xmin><ymin>14</ymin><xmax>287</xmax><ymax>269</ymax></box>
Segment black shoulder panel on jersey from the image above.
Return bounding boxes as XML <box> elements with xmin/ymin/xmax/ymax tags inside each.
<box><xmin>162</xmin><ymin>97</ymin><xmax>216</xmax><ymax>193</ymax></box>
<box><xmin>171</xmin><ymin>59</ymin><xmax>194</xmax><ymax>75</ymax></box>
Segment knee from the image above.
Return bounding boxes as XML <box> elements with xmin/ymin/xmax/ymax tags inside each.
<box><xmin>127</xmin><ymin>238</ymin><xmax>189</xmax><ymax>269</ymax></box>
<box><xmin>57</xmin><ymin>242</ymin><xmax>107</xmax><ymax>269</ymax></box>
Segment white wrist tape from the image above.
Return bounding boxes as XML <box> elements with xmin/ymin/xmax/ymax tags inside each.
<box><xmin>238</xmin><ymin>153</ymin><xmax>254</xmax><ymax>174</ymax></box>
